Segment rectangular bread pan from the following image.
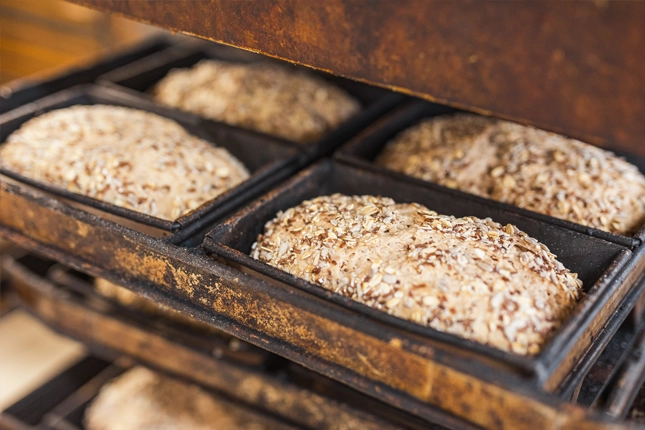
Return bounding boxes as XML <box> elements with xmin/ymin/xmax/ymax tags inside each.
<box><xmin>0</xmin><ymin>84</ymin><xmax>302</xmax><ymax>245</ymax></box>
<box><xmin>97</xmin><ymin>42</ymin><xmax>407</xmax><ymax>160</ymax></box>
<box><xmin>1</xmin><ymin>250</ymin><xmax>447</xmax><ymax>430</ymax></box>
<box><xmin>335</xmin><ymin>100</ymin><xmax>645</xmax><ymax>248</ymax></box>
<box><xmin>0</xmin><ymin>36</ymin><xmax>172</xmax><ymax>115</ymax></box>
<box><xmin>203</xmin><ymin>159</ymin><xmax>645</xmax><ymax>397</ymax></box>
<box><xmin>0</xmin><ymin>164</ymin><xmax>635</xmax><ymax>429</ymax></box>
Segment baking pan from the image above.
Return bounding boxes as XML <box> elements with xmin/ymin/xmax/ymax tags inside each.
<box><xmin>1</xmin><ymin>250</ymin><xmax>449</xmax><ymax>430</ymax></box>
<box><xmin>204</xmin><ymin>159</ymin><xmax>645</xmax><ymax>395</ymax></box>
<box><xmin>0</xmin><ymin>36</ymin><xmax>172</xmax><ymax>115</ymax></box>
<box><xmin>335</xmin><ymin>100</ymin><xmax>645</xmax><ymax>248</ymax></box>
<box><xmin>1</xmin><ymin>164</ymin><xmax>640</xmax><ymax>429</ymax></box>
<box><xmin>98</xmin><ymin>42</ymin><xmax>406</xmax><ymax>160</ymax></box>
<box><xmin>0</xmin><ymin>84</ymin><xmax>302</xmax><ymax>244</ymax></box>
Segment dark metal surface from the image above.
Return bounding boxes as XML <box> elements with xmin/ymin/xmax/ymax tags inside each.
<box><xmin>98</xmin><ymin>42</ymin><xmax>406</xmax><ymax>160</ymax></box>
<box><xmin>573</xmin><ymin>321</ymin><xmax>642</xmax><ymax>407</ymax></box>
<box><xmin>68</xmin><ymin>1</ymin><xmax>645</xmax><ymax>156</ymax></box>
<box><xmin>0</xmin><ymin>356</ymin><xmax>110</xmax><ymax>429</ymax></box>
<box><xmin>204</xmin><ymin>159</ymin><xmax>644</xmax><ymax>395</ymax></box>
<box><xmin>603</xmin><ymin>330</ymin><xmax>645</xmax><ymax>419</ymax></box>
<box><xmin>2</xmin><ymin>250</ymin><xmax>444</xmax><ymax>430</ymax></box>
<box><xmin>557</xmin><ymin>275</ymin><xmax>645</xmax><ymax>405</ymax></box>
<box><xmin>0</xmin><ymin>84</ymin><xmax>302</xmax><ymax>244</ymax></box>
<box><xmin>0</xmin><ymin>36</ymin><xmax>171</xmax><ymax>115</ymax></box>
<box><xmin>335</xmin><ymin>100</ymin><xmax>645</xmax><ymax>248</ymax></box>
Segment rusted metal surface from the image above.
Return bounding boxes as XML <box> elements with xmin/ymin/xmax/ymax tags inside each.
<box><xmin>0</xmin><ymin>170</ymin><xmax>642</xmax><ymax>429</ymax></box>
<box><xmin>68</xmin><ymin>1</ymin><xmax>645</xmax><ymax>156</ymax></box>
<box><xmin>2</xmin><ymin>251</ymin><xmax>443</xmax><ymax>430</ymax></box>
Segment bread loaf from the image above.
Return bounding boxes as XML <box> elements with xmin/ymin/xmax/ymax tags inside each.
<box><xmin>85</xmin><ymin>367</ymin><xmax>288</xmax><ymax>430</ymax></box>
<box><xmin>252</xmin><ymin>194</ymin><xmax>583</xmax><ymax>355</ymax></box>
<box><xmin>0</xmin><ymin>105</ymin><xmax>249</xmax><ymax>220</ymax></box>
<box><xmin>376</xmin><ymin>114</ymin><xmax>645</xmax><ymax>235</ymax></box>
<box><xmin>153</xmin><ymin>60</ymin><xmax>360</xmax><ymax>143</ymax></box>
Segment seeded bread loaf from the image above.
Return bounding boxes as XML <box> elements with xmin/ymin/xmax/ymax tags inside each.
<box><xmin>252</xmin><ymin>194</ymin><xmax>583</xmax><ymax>355</ymax></box>
<box><xmin>85</xmin><ymin>367</ymin><xmax>289</xmax><ymax>430</ymax></box>
<box><xmin>152</xmin><ymin>60</ymin><xmax>361</xmax><ymax>143</ymax></box>
<box><xmin>376</xmin><ymin>114</ymin><xmax>645</xmax><ymax>235</ymax></box>
<box><xmin>0</xmin><ymin>105</ymin><xmax>249</xmax><ymax>220</ymax></box>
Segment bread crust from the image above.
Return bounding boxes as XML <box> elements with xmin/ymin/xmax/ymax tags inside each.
<box><xmin>153</xmin><ymin>60</ymin><xmax>360</xmax><ymax>143</ymax></box>
<box><xmin>252</xmin><ymin>194</ymin><xmax>583</xmax><ymax>355</ymax></box>
<box><xmin>0</xmin><ymin>105</ymin><xmax>249</xmax><ymax>220</ymax></box>
<box><xmin>377</xmin><ymin>114</ymin><xmax>645</xmax><ymax>235</ymax></box>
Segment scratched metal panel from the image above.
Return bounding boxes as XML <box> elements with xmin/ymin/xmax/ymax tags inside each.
<box><xmin>68</xmin><ymin>0</ymin><xmax>645</xmax><ymax>156</ymax></box>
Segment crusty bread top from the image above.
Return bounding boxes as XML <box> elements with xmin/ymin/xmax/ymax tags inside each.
<box><xmin>85</xmin><ymin>367</ymin><xmax>287</xmax><ymax>430</ymax></box>
<box><xmin>376</xmin><ymin>114</ymin><xmax>645</xmax><ymax>235</ymax></box>
<box><xmin>153</xmin><ymin>60</ymin><xmax>361</xmax><ymax>143</ymax></box>
<box><xmin>252</xmin><ymin>194</ymin><xmax>583</xmax><ymax>355</ymax></box>
<box><xmin>0</xmin><ymin>105</ymin><xmax>249</xmax><ymax>220</ymax></box>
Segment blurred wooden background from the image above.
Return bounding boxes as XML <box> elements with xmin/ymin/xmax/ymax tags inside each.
<box><xmin>0</xmin><ymin>0</ymin><xmax>163</xmax><ymax>84</ymax></box>
<box><xmin>0</xmin><ymin>0</ymin><xmax>160</xmax><ymax>409</ymax></box>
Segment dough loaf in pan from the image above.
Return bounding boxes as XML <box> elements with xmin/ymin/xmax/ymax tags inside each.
<box><xmin>153</xmin><ymin>60</ymin><xmax>361</xmax><ymax>143</ymax></box>
<box><xmin>376</xmin><ymin>114</ymin><xmax>645</xmax><ymax>235</ymax></box>
<box><xmin>252</xmin><ymin>194</ymin><xmax>583</xmax><ymax>355</ymax></box>
<box><xmin>0</xmin><ymin>104</ymin><xmax>249</xmax><ymax>221</ymax></box>
<box><xmin>85</xmin><ymin>367</ymin><xmax>289</xmax><ymax>430</ymax></box>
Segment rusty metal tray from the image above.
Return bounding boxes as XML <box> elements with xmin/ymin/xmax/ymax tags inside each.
<box><xmin>97</xmin><ymin>42</ymin><xmax>407</xmax><ymax>160</ymax></box>
<box><xmin>1</xmin><ymin>152</ymin><xmax>645</xmax><ymax>427</ymax></box>
<box><xmin>1</xmin><ymin>250</ymin><xmax>445</xmax><ymax>430</ymax></box>
<box><xmin>203</xmin><ymin>158</ymin><xmax>645</xmax><ymax>427</ymax></box>
<box><xmin>0</xmin><ymin>36</ymin><xmax>173</xmax><ymax>115</ymax></box>
<box><xmin>335</xmin><ymin>100</ymin><xmax>645</xmax><ymax>248</ymax></box>
<box><xmin>0</xmin><ymin>84</ymin><xmax>302</xmax><ymax>245</ymax></box>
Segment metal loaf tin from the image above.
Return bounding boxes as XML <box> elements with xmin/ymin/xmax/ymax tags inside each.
<box><xmin>0</xmin><ymin>36</ymin><xmax>172</xmax><ymax>115</ymax></box>
<box><xmin>334</xmin><ymin>100</ymin><xmax>645</xmax><ymax>248</ymax></box>
<box><xmin>203</xmin><ymin>158</ymin><xmax>645</xmax><ymax>428</ymax></box>
<box><xmin>0</xmin><ymin>84</ymin><xmax>302</xmax><ymax>245</ymax></box>
<box><xmin>1</xmin><ymin>251</ymin><xmax>442</xmax><ymax>430</ymax></box>
<box><xmin>97</xmin><ymin>42</ymin><xmax>406</xmax><ymax>160</ymax></box>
